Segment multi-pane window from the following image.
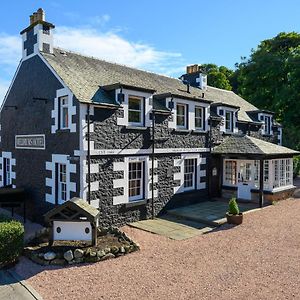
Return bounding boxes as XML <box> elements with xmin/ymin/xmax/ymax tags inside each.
<box><xmin>273</xmin><ymin>159</ymin><xmax>292</xmax><ymax>188</ymax></box>
<box><xmin>195</xmin><ymin>106</ymin><xmax>204</xmax><ymax>130</ymax></box>
<box><xmin>184</xmin><ymin>159</ymin><xmax>196</xmax><ymax>190</ymax></box>
<box><xmin>254</xmin><ymin>160</ymin><xmax>259</xmax><ymax>182</ymax></box>
<box><xmin>264</xmin><ymin>160</ymin><xmax>270</xmax><ymax>185</ymax></box>
<box><xmin>279</xmin><ymin>159</ymin><xmax>285</xmax><ymax>186</ymax></box>
<box><xmin>4</xmin><ymin>158</ymin><xmax>11</xmax><ymax>186</ymax></box>
<box><xmin>58</xmin><ymin>164</ymin><xmax>67</xmax><ymax>202</ymax></box>
<box><xmin>264</xmin><ymin>116</ymin><xmax>271</xmax><ymax>135</ymax></box>
<box><xmin>286</xmin><ymin>159</ymin><xmax>292</xmax><ymax>185</ymax></box>
<box><xmin>224</xmin><ymin>160</ymin><xmax>237</xmax><ymax>185</ymax></box>
<box><xmin>128</xmin><ymin>161</ymin><xmax>144</xmax><ymax>201</ymax></box>
<box><xmin>128</xmin><ymin>96</ymin><xmax>144</xmax><ymax>126</ymax></box>
<box><xmin>176</xmin><ymin>104</ymin><xmax>187</xmax><ymax>129</ymax></box>
<box><xmin>225</xmin><ymin>110</ymin><xmax>233</xmax><ymax>132</ymax></box>
<box><xmin>60</xmin><ymin>96</ymin><xmax>69</xmax><ymax>129</ymax></box>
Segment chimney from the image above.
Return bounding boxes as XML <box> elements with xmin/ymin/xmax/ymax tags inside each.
<box><xmin>20</xmin><ymin>8</ymin><xmax>55</xmax><ymax>59</ymax></box>
<box><xmin>180</xmin><ymin>64</ymin><xmax>207</xmax><ymax>90</ymax></box>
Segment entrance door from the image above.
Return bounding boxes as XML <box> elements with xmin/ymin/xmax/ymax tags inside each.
<box><xmin>237</xmin><ymin>161</ymin><xmax>252</xmax><ymax>200</ymax></box>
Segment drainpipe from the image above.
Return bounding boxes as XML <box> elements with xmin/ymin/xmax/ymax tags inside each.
<box><xmin>208</xmin><ymin>116</ymin><xmax>212</xmax><ymax>198</ymax></box>
<box><xmin>151</xmin><ymin>110</ymin><xmax>155</xmax><ymax>219</ymax></box>
<box><xmin>87</xmin><ymin>104</ymin><xmax>91</xmax><ymax>204</ymax></box>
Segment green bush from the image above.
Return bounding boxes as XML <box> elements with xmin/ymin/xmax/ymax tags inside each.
<box><xmin>293</xmin><ymin>155</ymin><xmax>300</xmax><ymax>178</ymax></box>
<box><xmin>228</xmin><ymin>198</ymin><xmax>240</xmax><ymax>215</ymax></box>
<box><xmin>0</xmin><ymin>215</ymin><xmax>24</xmax><ymax>267</ymax></box>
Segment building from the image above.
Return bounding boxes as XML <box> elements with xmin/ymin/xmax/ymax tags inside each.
<box><xmin>0</xmin><ymin>9</ymin><xmax>298</xmax><ymax>226</ymax></box>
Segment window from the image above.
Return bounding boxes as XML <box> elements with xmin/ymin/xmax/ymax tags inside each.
<box><xmin>3</xmin><ymin>158</ymin><xmax>11</xmax><ymax>186</ymax></box>
<box><xmin>264</xmin><ymin>116</ymin><xmax>271</xmax><ymax>135</ymax></box>
<box><xmin>128</xmin><ymin>96</ymin><xmax>144</xmax><ymax>126</ymax></box>
<box><xmin>58</xmin><ymin>164</ymin><xmax>67</xmax><ymax>202</ymax></box>
<box><xmin>286</xmin><ymin>159</ymin><xmax>292</xmax><ymax>185</ymax></box>
<box><xmin>224</xmin><ymin>160</ymin><xmax>237</xmax><ymax>185</ymax></box>
<box><xmin>264</xmin><ymin>160</ymin><xmax>269</xmax><ymax>184</ymax></box>
<box><xmin>184</xmin><ymin>159</ymin><xmax>196</xmax><ymax>190</ymax></box>
<box><xmin>195</xmin><ymin>106</ymin><xmax>204</xmax><ymax>130</ymax></box>
<box><xmin>273</xmin><ymin>159</ymin><xmax>292</xmax><ymax>188</ymax></box>
<box><xmin>176</xmin><ymin>104</ymin><xmax>187</xmax><ymax>129</ymax></box>
<box><xmin>128</xmin><ymin>161</ymin><xmax>144</xmax><ymax>201</ymax></box>
<box><xmin>254</xmin><ymin>160</ymin><xmax>259</xmax><ymax>182</ymax></box>
<box><xmin>225</xmin><ymin>110</ymin><xmax>233</xmax><ymax>132</ymax></box>
<box><xmin>60</xmin><ymin>96</ymin><xmax>69</xmax><ymax>129</ymax></box>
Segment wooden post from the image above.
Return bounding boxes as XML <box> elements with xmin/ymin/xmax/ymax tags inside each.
<box><xmin>92</xmin><ymin>224</ymin><xmax>97</xmax><ymax>246</ymax></box>
<box><xmin>259</xmin><ymin>158</ymin><xmax>264</xmax><ymax>208</ymax></box>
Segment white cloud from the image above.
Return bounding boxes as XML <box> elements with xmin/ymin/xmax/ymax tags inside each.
<box><xmin>0</xmin><ymin>79</ymin><xmax>10</xmax><ymax>104</ymax></box>
<box><xmin>0</xmin><ymin>34</ymin><xmax>20</xmax><ymax>71</ymax></box>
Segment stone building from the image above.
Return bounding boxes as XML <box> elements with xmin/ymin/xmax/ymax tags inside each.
<box><xmin>0</xmin><ymin>9</ymin><xmax>298</xmax><ymax>226</ymax></box>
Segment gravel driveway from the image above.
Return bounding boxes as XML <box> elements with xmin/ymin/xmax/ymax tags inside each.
<box><xmin>14</xmin><ymin>198</ymin><xmax>300</xmax><ymax>300</ymax></box>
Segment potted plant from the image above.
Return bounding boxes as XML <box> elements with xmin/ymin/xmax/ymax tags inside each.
<box><xmin>226</xmin><ymin>198</ymin><xmax>243</xmax><ymax>225</ymax></box>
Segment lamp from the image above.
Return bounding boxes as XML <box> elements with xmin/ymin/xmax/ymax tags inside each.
<box><xmin>117</xmin><ymin>87</ymin><xmax>125</xmax><ymax>104</ymax></box>
<box><xmin>168</xmin><ymin>97</ymin><xmax>174</xmax><ymax>110</ymax></box>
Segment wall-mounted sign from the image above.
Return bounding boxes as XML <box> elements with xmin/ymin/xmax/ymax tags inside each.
<box><xmin>15</xmin><ymin>134</ymin><xmax>45</xmax><ymax>150</ymax></box>
<box><xmin>212</xmin><ymin>167</ymin><xmax>218</xmax><ymax>176</ymax></box>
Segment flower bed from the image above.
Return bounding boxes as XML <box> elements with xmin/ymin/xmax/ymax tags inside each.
<box><xmin>24</xmin><ymin>227</ymin><xmax>139</xmax><ymax>266</ymax></box>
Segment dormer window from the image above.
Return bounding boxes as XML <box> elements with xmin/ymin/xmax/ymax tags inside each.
<box><xmin>128</xmin><ymin>96</ymin><xmax>144</xmax><ymax>126</ymax></box>
<box><xmin>195</xmin><ymin>106</ymin><xmax>205</xmax><ymax>131</ymax></box>
<box><xmin>225</xmin><ymin>110</ymin><xmax>233</xmax><ymax>132</ymax></box>
<box><xmin>60</xmin><ymin>96</ymin><xmax>69</xmax><ymax>129</ymax></box>
<box><xmin>264</xmin><ymin>115</ymin><xmax>271</xmax><ymax>135</ymax></box>
<box><xmin>176</xmin><ymin>103</ymin><xmax>187</xmax><ymax>129</ymax></box>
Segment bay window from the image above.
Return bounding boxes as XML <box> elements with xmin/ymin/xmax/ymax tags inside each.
<box><xmin>273</xmin><ymin>158</ymin><xmax>293</xmax><ymax>188</ymax></box>
<box><xmin>176</xmin><ymin>103</ymin><xmax>187</xmax><ymax>129</ymax></box>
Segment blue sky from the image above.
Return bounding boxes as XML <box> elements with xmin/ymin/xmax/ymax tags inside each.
<box><xmin>0</xmin><ymin>0</ymin><xmax>299</xmax><ymax>102</ymax></box>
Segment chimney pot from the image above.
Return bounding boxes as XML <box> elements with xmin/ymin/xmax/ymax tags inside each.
<box><xmin>33</xmin><ymin>12</ymin><xmax>38</xmax><ymax>23</ymax></box>
<box><xmin>30</xmin><ymin>15</ymin><xmax>34</xmax><ymax>25</ymax></box>
<box><xmin>37</xmin><ymin>8</ymin><xmax>45</xmax><ymax>21</ymax></box>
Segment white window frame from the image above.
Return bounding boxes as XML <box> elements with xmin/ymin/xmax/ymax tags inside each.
<box><xmin>60</xmin><ymin>96</ymin><xmax>69</xmax><ymax>129</ymax></box>
<box><xmin>183</xmin><ymin>158</ymin><xmax>196</xmax><ymax>191</ymax></box>
<box><xmin>259</xmin><ymin>113</ymin><xmax>273</xmax><ymax>135</ymax></box>
<box><xmin>217</xmin><ymin>106</ymin><xmax>238</xmax><ymax>133</ymax></box>
<box><xmin>176</xmin><ymin>103</ymin><xmax>188</xmax><ymax>129</ymax></box>
<box><xmin>225</xmin><ymin>110</ymin><xmax>233</xmax><ymax>132</ymax></box>
<box><xmin>264</xmin><ymin>115</ymin><xmax>271</xmax><ymax>135</ymax></box>
<box><xmin>195</xmin><ymin>106</ymin><xmax>205</xmax><ymax>131</ymax></box>
<box><xmin>4</xmin><ymin>157</ymin><xmax>11</xmax><ymax>186</ymax></box>
<box><xmin>128</xmin><ymin>95</ymin><xmax>144</xmax><ymax>127</ymax></box>
<box><xmin>128</xmin><ymin>160</ymin><xmax>144</xmax><ymax>202</ymax></box>
<box><xmin>57</xmin><ymin>163</ymin><xmax>67</xmax><ymax>203</ymax></box>
<box><xmin>224</xmin><ymin>160</ymin><xmax>237</xmax><ymax>186</ymax></box>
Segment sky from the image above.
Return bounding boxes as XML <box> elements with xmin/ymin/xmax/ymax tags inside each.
<box><xmin>0</xmin><ymin>0</ymin><xmax>299</xmax><ymax>102</ymax></box>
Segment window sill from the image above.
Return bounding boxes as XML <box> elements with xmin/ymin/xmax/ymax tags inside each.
<box><xmin>173</xmin><ymin>129</ymin><xmax>191</xmax><ymax>133</ymax></box>
<box><xmin>56</xmin><ymin>128</ymin><xmax>70</xmax><ymax>133</ymax></box>
<box><xmin>192</xmin><ymin>129</ymin><xmax>207</xmax><ymax>134</ymax></box>
<box><xmin>125</xmin><ymin>126</ymin><xmax>148</xmax><ymax>130</ymax></box>
<box><xmin>125</xmin><ymin>199</ymin><xmax>148</xmax><ymax>208</ymax></box>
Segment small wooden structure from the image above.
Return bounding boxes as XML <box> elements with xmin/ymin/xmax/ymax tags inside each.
<box><xmin>44</xmin><ymin>197</ymin><xmax>100</xmax><ymax>246</ymax></box>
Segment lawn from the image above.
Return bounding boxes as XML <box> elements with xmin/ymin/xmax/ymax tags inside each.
<box><xmin>13</xmin><ymin>198</ymin><xmax>300</xmax><ymax>300</ymax></box>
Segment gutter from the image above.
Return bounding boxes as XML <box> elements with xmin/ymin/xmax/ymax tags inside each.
<box><xmin>87</xmin><ymin>104</ymin><xmax>91</xmax><ymax>204</ymax></box>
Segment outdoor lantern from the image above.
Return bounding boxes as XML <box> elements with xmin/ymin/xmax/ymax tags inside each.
<box><xmin>117</xmin><ymin>87</ymin><xmax>125</xmax><ymax>103</ymax></box>
<box><xmin>168</xmin><ymin>98</ymin><xmax>174</xmax><ymax>110</ymax></box>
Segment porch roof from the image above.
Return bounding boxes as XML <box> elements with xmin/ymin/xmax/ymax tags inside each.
<box><xmin>212</xmin><ymin>135</ymin><xmax>299</xmax><ymax>156</ymax></box>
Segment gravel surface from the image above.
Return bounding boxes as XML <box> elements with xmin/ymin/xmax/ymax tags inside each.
<box><xmin>14</xmin><ymin>198</ymin><xmax>300</xmax><ymax>300</ymax></box>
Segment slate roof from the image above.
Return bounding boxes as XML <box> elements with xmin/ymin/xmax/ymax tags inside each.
<box><xmin>42</xmin><ymin>48</ymin><xmax>260</xmax><ymax>123</ymax></box>
<box><xmin>44</xmin><ymin>197</ymin><xmax>100</xmax><ymax>223</ymax></box>
<box><xmin>212</xmin><ymin>135</ymin><xmax>299</xmax><ymax>156</ymax></box>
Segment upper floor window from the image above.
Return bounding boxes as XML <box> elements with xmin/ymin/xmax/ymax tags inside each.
<box><xmin>195</xmin><ymin>106</ymin><xmax>204</xmax><ymax>130</ymax></box>
<box><xmin>128</xmin><ymin>161</ymin><xmax>144</xmax><ymax>201</ymax></box>
<box><xmin>225</xmin><ymin>110</ymin><xmax>233</xmax><ymax>132</ymax></box>
<box><xmin>176</xmin><ymin>103</ymin><xmax>187</xmax><ymax>129</ymax></box>
<box><xmin>128</xmin><ymin>96</ymin><xmax>144</xmax><ymax>126</ymax></box>
<box><xmin>60</xmin><ymin>96</ymin><xmax>69</xmax><ymax>129</ymax></box>
<box><xmin>264</xmin><ymin>116</ymin><xmax>271</xmax><ymax>135</ymax></box>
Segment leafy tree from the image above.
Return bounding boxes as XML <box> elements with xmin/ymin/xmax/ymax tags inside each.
<box><xmin>201</xmin><ymin>64</ymin><xmax>233</xmax><ymax>90</ymax></box>
<box><xmin>235</xmin><ymin>32</ymin><xmax>300</xmax><ymax>150</ymax></box>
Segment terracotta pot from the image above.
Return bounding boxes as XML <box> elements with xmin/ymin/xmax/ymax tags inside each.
<box><xmin>226</xmin><ymin>212</ymin><xmax>243</xmax><ymax>225</ymax></box>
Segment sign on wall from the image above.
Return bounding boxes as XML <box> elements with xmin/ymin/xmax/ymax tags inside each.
<box><xmin>15</xmin><ymin>134</ymin><xmax>45</xmax><ymax>150</ymax></box>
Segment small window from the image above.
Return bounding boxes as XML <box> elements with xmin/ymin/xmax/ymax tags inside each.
<box><xmin>264</xmin><ymin>160</ymin><xmax>269</xmax><ymax>184</ymax></box>
<box><xmin>184</xmin><ymin>159</ymin><xmax>196</xmax><ymax>190</ymax></box>
<box><xmin>128</xmin><ymin>161</ymin><xmax>144</xmax><ymax>201</ymax></box>
<box><xmin>225</xmin><ymin>110</ymin><xmax>233</xmax><ymax>132</ymax></box>
<box><xmin>58</xmin><ymin>163</ymin><xmax>67</xmax><ymax>202</ymax></box>
<box><xmin>3</xmin><ymin>158</ymin><xmax>11</xmax><ymax>186</ymax></box>
<box><xmin>128</xmin><ymin>96</ymin><xmax>144</xmax><ymax>126</ymax></box>
<box><xmin>264</xmin><ymin>116</ymin><xmax>271</xmax><ymax>135</ymax></box>
<box><xmin>195</xmin><ymin>106</ymin><xmax>204</xmax><ymax>130</ymax></box>
<box><xmin>60</xmin><ymin>96</ymin><xmax>69</xmax><ymax>129</ymax></box>
<box><xmin>176</xmin><ymin>104</ymin><xmax>187</xmax><ymax>129</ymax></box>
<box><xmin>224</xmin><ymin>160</ymin><xmax>237</xmax><ymax>185</ymax></box>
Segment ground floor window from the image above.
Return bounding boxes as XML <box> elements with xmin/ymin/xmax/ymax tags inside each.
<box><xmin>3</xmin><ymin>157</ymin><xmax>11</xmax><ymax>186</ymax></box>
<box><xmin>274</xmin><ymin>158</ymin><xmax>292</xmax><ymax>188</ymax></box>
<box><xmin>128</xmin><ymin>161</ymin><xmax>144</xmax><ymax>201</ymax></box>
<box><xmin>184</xmin><ymin>158</ymin><xmax>196</xmax><ymax>190</ymax></box>
<box><xmin>224</xmin><ymin>160</ymin><xmax>237</xmax><ymax>185</ymax></box>
<box><xmin>57</xmin><ymin>163</ymin><xmax>67</xmax><ymax>203</ymax></box>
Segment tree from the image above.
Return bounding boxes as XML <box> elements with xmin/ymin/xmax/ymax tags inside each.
<box><xmin>201</xmin><ymin>64</ymin><xmax>233</xmax><ymax>91</ymax></box>
<box><xmin>235</xmin><ymin>32</ymin><xmax>300</xmax><ymax>149</ymax></box>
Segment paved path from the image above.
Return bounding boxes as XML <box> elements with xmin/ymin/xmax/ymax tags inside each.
<box><xmin>0</xmin><ymin>269</ymin><xmax>41</xmax><ymax>300</ymax></box>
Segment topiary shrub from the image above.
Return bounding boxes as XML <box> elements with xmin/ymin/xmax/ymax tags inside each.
<box><xmin>0</xmin><ymin>215</ymin><xmax>24</xmax><ymax>267</ymax></box>
<box><xmin>228</xmin><ymin>198</ymin><xmax>240</xmax><ymax>215</ymax></box>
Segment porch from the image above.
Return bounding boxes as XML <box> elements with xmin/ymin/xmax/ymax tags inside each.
<box><xmin>211</xmin><ymin>135</ymin><xmax>299</xmax><ymax>206</ymax></box>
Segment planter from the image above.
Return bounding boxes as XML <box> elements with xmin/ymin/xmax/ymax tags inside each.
<box><xmin>226</xmin><ymin>212</ymin><xmax>243</xmax><ymax>225</ymax></box>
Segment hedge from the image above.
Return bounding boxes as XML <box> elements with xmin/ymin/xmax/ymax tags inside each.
<box><xmin>0</xmin><ymin>215</ymin><xmax>24</xmax><ymax>267</ymax></box>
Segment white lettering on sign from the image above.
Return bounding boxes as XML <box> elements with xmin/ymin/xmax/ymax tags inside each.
<box><xmin>15</xmin><ymin>134</ymin><xmax>46</xmax><ymax>150</ymax></box>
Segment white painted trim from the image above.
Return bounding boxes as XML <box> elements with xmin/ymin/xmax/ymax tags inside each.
<box><xmin>45</xmin><ymin>154</ymin><xmax>77</xmax><ymax>204</ymax></box>
<box><xmin>217</xmin><ymin>106</ymin><xmax>239</xmax><ymax>133</ymax></box>
<box><xmin>0</xmin><ymin>151</ymin><xmax>16</xmax><ymax>187</ymax></box>
<box><xmin>74</xmin><ymin>147</ymin><xmax>210</xmax><ymax>157</ymax></box>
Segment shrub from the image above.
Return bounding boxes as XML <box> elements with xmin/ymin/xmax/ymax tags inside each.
<box><xmin>0</xmin><ymin>215</ymin><xmax>24</xmax><ymax>267</ymax></box>
<box><xmin>228</xmin><ymin>198</ymin><xmax>240</xmax><ymax>215</ymax></box>
<box><xmin>293</xmin><ymin>155</ymin><xmax>300</xmax><ymax>178</ymax></box>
